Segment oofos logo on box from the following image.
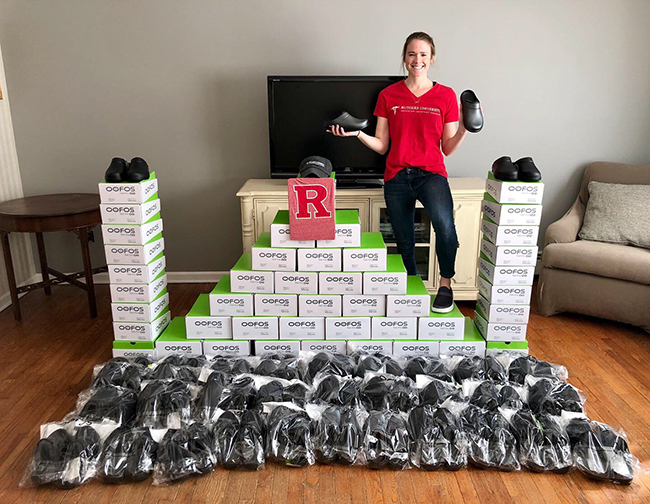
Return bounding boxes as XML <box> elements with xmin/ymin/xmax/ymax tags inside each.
<box><xmin>164</xmin><ymin>345</ymin><xmax>192</xmax><ymax>352</ymax></box>
<box><xmin>241</xmin><ymin>321</ymin><xmax>269</xmax><ymax>329</ymax></box>
<box><xmin>370</xmin><ymin>276</ymin><xmax>398</xmax><ymax>283</ymax></box>
<box><xmin>334</xmin><ymin>321</ymin><xmax>361</xmax><ymax>328</ymax></box>
<box><xmin>259</xmin><ymin>252</ymin><xmax>287</xmax><ymax>260</ymax></box>
<box><xmin>261</xmin><ymin>344</ymin><xmax>293</xmax><ymax>352</ymax></box>
<box><xmin>214</xmin><ymin>298</ymin><xmax>244</xmax><ymax>306</ymax></box>
<box><xmin>394</xmin><ymin>299</ymin><xmax>421</xmax><ymax>306</ymax></box>
<box><xmin>305</xmin><ymin>253</ymin><xmax>334</xmax><ymax>261</ymax></box>
<box><xmin>446</xmin><ymin>345</ymin><xmax>477</xmax><ymax>354</ymax></box>
<box><xmin>325</xmin><ymin>276</ymin><xmax>354</xmax><ymax>284</ymax></box>
<box><xmin>282</xmin><ymin>275</ymin><xmax>311</xmax><ymax>284</ymax></box>
<box><xmin>497</xmin><ymin>288</ymin><xmax>526</xmax><ymax>295</ymax></box>
<box><xmin>305</xmin><ymin>298</ymin><xmax>333</xmax><ymax>307</ymax></box>
<box><xmin>288</xmin><ymin>321</ymin><xmax>315</xmax><ymax>329</ymax></box>
<box><xmin>350</xmin><ymin>298</ymin><xmax>377</xmax><ymax>306</ymax></box>
<box><xmin>193</xmin><ymin>320</ymin><xmax>223</xmax><ymax>328</ymax></box>
<box><xmin>427</xmin><ymin>321</ymin><xmax>456</xmax><ymax>329</ymax></box>
<box><xmin>118</xmin><ymin>324</ymin><xmax>145</xmax><ymax>333</ymax></box>
<box><xmin>111</xmin><ymin>247</ymin><xmax>140</xmax><ymax>255</ymax></box>
<box><xmin>308</xmin><ymin>344</ymin><xmax>339</xmax><ymax>352</ymax></box>
<box><xmin>507</xmin><ymin>185</ymin><xmax>539</xmax><ymax>194</ymax></box>
<box><xmin>261</xmin><ymin>298</ymin><xmax>289</xmax><ymax>306</ymax></box>
<box><xmin>350</xmin><ymin>253</ymin><xmax>378</xmax><ymax>260</ymax></box>
<box><xmin>380</xmin><ymin>320</ymin><xmax>407</xmax><ymax>328</ymax></box>
<box><xmin>107</xmin><ymin>227</ymin><xmax>136</xmax><ymax>235</ymax></box>
<box><xmin>106</xmin><ymin>206</ymin><xmax>135</xmax><ymax>214</ymax></box>
<box><xmin>237</xmin><ymin>274</ymin><xmax>266</xmax><ymax>283</ymax></box>
<box><xmin>105</xmin><ymin>186</ymin><xmax>136</xmax><ymax>194</ymax></box>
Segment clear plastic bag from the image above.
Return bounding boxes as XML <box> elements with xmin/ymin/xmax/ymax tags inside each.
<box><xmin>463</xmin><ymin>380</ymin><xmax>501</xmax><ymax>411</ymax></box>
<box><xmin>360</xmin><ymin>373</ymin><xmax>418</xmax><ymax>413</ymax></box>
<box><xmin>145</xmin><ymin>361</ymin><xmax>202</xmax><ymax>383</ymax></box>
<box><xmin>526</xmin><ymin>376</ymin><xmax>586</xmax><ymax>416</ymax></box>
<box><xmin>459</xmin><ymin>404</ymin><xmax>520</xmax><ymax>471</ymax></box>
<box><xmin>193</xmin><ymin>372</ymin><xmax>228</xmax><ymax>423</ymax></box>
<box><xmin>407</xmin><ymin>405</ymin><xmax>467</xmax><ymax>470</ymax></box>
<box><xmin>363</xmin><ymin>410</ymin><xmax>410</xmax><ymax>470</ymax></box>
<box><xmin>353</xmin><ymin>352</ymin><xmax>404</xmax><ymax>378</ymax></box>
<box><xmin>97</xmin><ymin>427</ymin><xmax>158</xmax><ymax>483</ymax></box>
<box><xmin>569</xmin><ymin>420</ymin><xmax>637</xmax><ymax>484</ymax></box>
<box><xmin>308</xmin><ymin>404</ymin><xmax>368</xmax><ymax>465</ymax></box>
<box><xmin>21</xmin><ymin>422</ymin><xmax>104</xmax><ymax>488</ymax></box>
<box><xmin>157</xmin><ymin>354</ymin><xmax>208</xmax><ymax>369</ymax></box>
<box><xmin>152</xmin><ymin>423</ymin><xmax>217</xmax><ymax>485</ymax></box>
<box><xmin>416</xmin><ymin>375</ymin><xmax>462</xmax><ymax>407</ymax></box>
<box><xmin>265</xmin><ymin>402</ymin><xmax>315</xmax><ymax>467</ymax></box>
<box><xmin>403</xmin><ymin>356</ymin><xmax>452</xmax><ymax>382</ymax></box>
<box><xmin>312</xmin><ymin>374</ymin><xmax>362</xmax><ymax>408</ymax></box>
<box><xmin>135</xmin><ymin>380</ymin><xmax>196</xmax><ymax>429</ymax></box>
<box><xmin>214</xmin><ymin>409</ymin><xmax>266</xmax><ymax>470</ymax></box>
<box><xmin>76</xmin><ymin>386</ymin><xmax>138</xmax><ymax>426</ymax></box>
<box><xmin>301</xmin><ymin>351</ymin><xmax>355</xmax><ymax>384</ymax></box>
<box><xmin>91</xmin><ymin>359</ymin><xmax>147</xmax><ymax>391</ymax></box>
<box><xmin>497</xmin><ymin>353</ymin><xmax>568</xmax><ymax>385</ymax></box>
<box><xmin>254</xmin><ymin>354</ymin><xmax>304</xmax><ymax>381</ymax></box>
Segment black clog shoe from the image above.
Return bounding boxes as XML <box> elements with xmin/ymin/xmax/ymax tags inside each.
<box><xmin>514</xmin><ymin>157</ymin><xmax>542</xmax><ymax>182</ymax></box>
<box><xmin>460</xmin><ymin>90</ymin><xmax>483</xmax><ymax>133</ymax></box>
<box><xmin>105</xmin><ymin>157</ymin><xmax>128</xmax><ymax>182</ymax></box>
<box><xmin>491</xmin><ymin>156</ymin><xmax>518</xmax><ymax>181</ymax></box>
<box><xmin>127</xmin><ymin>157</ymin><xmax>150</xmax><ymax>182</ymax></box>
<box><xmin>324</xmin><ymin>111</ymin><xmax>369</xmax><ymax>131</ymax></box>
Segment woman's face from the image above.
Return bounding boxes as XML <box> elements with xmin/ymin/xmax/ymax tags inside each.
<box><xmin>404</xmin><ymin>39</ymin><xmax>434</xmax><ymax>78</ymax></box>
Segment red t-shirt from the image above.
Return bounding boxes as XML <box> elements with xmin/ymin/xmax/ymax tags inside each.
<box><xmin>374</xmin><ymin>80</ymin><xmax>459</xmax><ymax>181</ymax></box>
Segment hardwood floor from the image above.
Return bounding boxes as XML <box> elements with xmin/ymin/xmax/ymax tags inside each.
<box><xmin>1</xmin><ymin>283</ymin><xmax>649</xmax><ymax>503</ymax></box>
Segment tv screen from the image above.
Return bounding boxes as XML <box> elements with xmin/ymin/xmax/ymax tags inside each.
<box><xmin>268</xmin><ymin>76</ymin><xmax>402</xmax><ymax>179</ymax></box>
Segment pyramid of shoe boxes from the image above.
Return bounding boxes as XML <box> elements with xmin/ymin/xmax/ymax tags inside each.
<box><xmin>474</xmin><ymin>171</ymin><xmax>544</xmax><ymax>355</ymax></box>
<box><xmin>99</xmin><ymin>173</ymin><xmax>171</xmax><ymax>359</ymax></box>
<box><xmin>154</xmin><ymin>209</ymin><xmax>487</xmax><ymax>359</ymax></box>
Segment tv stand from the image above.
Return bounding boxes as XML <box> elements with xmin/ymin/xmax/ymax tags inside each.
<box><xmin>336</xmin><ymin>178</ymin><xmax>384</xmax><ymax>189</ymax></box>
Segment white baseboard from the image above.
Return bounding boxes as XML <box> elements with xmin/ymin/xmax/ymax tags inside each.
<box><xmin>0</xmin><ymin>273</ymin><xmax>40</xmax><ymax>314</ymax></box>
<box><xmin>93</xmin><ymin>271</ymin><xmax>226</xmax><ymax>285</ymax></box>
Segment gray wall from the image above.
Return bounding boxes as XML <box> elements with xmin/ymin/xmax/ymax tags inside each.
<box><xmin>1</xmin><ymin>0</ymin><xmax>649</xmax><ymax>273</ymax></box>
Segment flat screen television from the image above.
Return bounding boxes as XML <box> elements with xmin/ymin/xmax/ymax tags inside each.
<box><xmin>268</xmin><ymin>75</ymin><xmax>402</xmax><ymax>185</ymax></box>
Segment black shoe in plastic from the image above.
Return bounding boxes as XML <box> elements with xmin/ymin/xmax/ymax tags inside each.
<box><xmin>337</xmin><ymin>407</ymin><xmax>364</xmax><ymax>465</ymax></box>
<box><xmin>105</xmin><ymin>157</ymin><xmax>128</xmax><ymax>182</ymax></box>
<box><xmin>460</xmin><ymin>90</ymin><xmax>483</xmax><ymax>133</ymax></box>
<box><xmin>498</xmin><ymin>385</ymin><xmax>525</xmax><ymax>409</ymax></box>
<box><xmin>491</xmin><ymin>156</ymin><xmax>518</xmax><ymax>182</ymax></box>
<box><xmin>452</xmin><ymin>356</ymin><xmax>485</xmax><ymax>383</ymax></box>
<box><xmin>99</xmin><ymin>427</ymin><xmax>158</xmax><ymax>483</ymax></box>
<box><xmin>78</xmin><ymin>386</ymin><xmax>138</xmax><ymax>425</ymax></box>
<box><xmin>419</xmin><ymin>378</ymin><xmax>460</xmax><ymax>407</ymax></box>
<box><xmin>313</xmin><ymin>406</ymin><xmax>341</xmax><ymax>464</ymax></box>
<box><xmin>324</xmin><ymin>111</ymin><xmax>369</xmax><ymax>131</ymax></box>
<box><xmin>127</xmin><ymin>157</ymin><xmax>150</xmax><ymax>182</ymax></box>
<box><xmin>514</xmin><ymin>157</ymin><xmax>542</xmax><ymax>182</ymax></box>
<box><xmin>59</xmin><ymin>426</ymin><xmax>101</xmax><ymax>488</ymax></box>
<box><xmin>431</xmin><ymin>286</ymin><xmax>454</xmax><ymax>313</ymax></box>
<box><xmin>194</xmin><ymin>372</ymin><xmax>226</xmax><ymax>423</ymax></box>
<box><xmin>484</xmin><ymin>356</ymin><xmax>508</xmax><ymax>382</ymax></box>
<box><xmin>30</xmin><ymin>429</ymin><xmax>72</xmax><ymax>486</ymax></box>
<box><xmin>266</xmin><ymin>405</ymin><xmax>314</xmax><ymax>467</ymax></box>
<box><xmin>469</xmin><ymin>381</ymin><xmax>500</xmax><ymax>411</ymax></box>
<box><xmin>404</xmin><ymin>356</ymin><xmax>453</xmax><ymax>382</ymax></box>
<box><xmin>573</xmin><ymin>422</ymin><xmax>634</xmax><ymax>484</ymax></box>
<box><xmin>155</xmin><ymin>429</ymin><xmax>196</xmax><ymax>483</ymax></box>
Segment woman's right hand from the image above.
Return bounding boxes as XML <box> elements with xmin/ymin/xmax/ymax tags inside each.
<box><xmin>326</xmin><ymin>125</ymin><xmax>359</xmax><ymax>137</ymax></box>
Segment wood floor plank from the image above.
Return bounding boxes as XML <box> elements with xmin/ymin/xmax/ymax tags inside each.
<box><xmin>1</xmin><ymin>283</ymin><xmax>649</xmax><ymax>504</ymax></box>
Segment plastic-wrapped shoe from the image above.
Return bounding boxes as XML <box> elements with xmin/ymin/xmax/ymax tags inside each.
<box><xmin>59</xmin><ymin>426</ymin><xmax>101</xmax><ymax>488</ymax></box>
<box><xmin>573</xmin><ymin>422</ymin><xmax>635</xmax><ymax>484</ymax></box>
<box><xmin>78</xmin><ymin>386</ymin><xmax>138</xmax><ymax>425</ymax></box>
<box><xmin>266</xmin><ymin>405</ymin><xmax>314</xmax><ymax>467</ymax></box>
<box><xmin>29</xmin><ymin>429</ymin><xmax>72</xmax><ymax>486</ymax></box>
<box><xmin>418</xmin><ymin>378</ymin><xmax>460</xmax><ymax>407</ymax></box>
<box><xmin>313</xmin><ymin>406</ymin><xmax>341</xmax><ymax>464</ymax></box>
<box><xmin>453</xmin><ymin>356</ymin><xmax>486</xmax><ymax>383</ymax></box>
<box><xmin>469</xmin><ymin>381</ymin><xmax>500</xmax><ymax>411</ymax></box>
<box><xmin>194</xmin><ymin>372</ymin><xmax>226</xmax><ymax>423</ymax></box>
<box><xmin>99</xmin><ymin>428</ymin><xmax>157</xmax><ymax>483</ymax></box>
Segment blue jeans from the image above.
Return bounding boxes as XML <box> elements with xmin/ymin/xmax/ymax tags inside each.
<box><xmin>384</xmin><ymin>168</ymin><xmax>458</xmax><ymax>278</ymax></box>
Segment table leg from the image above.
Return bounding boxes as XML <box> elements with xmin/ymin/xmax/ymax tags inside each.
<box><xmin>36</xmin><ymin>232</ymin><xmax>51</xmax><ymax>295</ymax></box>
<box><xmin>78</xmin><ymin>227</ymin><xmax>97</xmax><ymax>318</ymax></box>
<box><xmin>0</xmin><ymin>231</ymin><xmax>21</xmax><ymax>321</ymax></box>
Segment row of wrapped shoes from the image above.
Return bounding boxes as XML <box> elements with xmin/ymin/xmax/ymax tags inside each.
<box><xmin>23</xmin><ymin>352</ymin><xmax>637</xmax><ymax>487</ymax></box>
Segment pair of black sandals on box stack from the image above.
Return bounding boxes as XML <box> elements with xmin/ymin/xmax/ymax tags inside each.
<box><xmin>104</xmin><ymin>157</ymin><xmax>150</xmax><ymax>183</ymax></box>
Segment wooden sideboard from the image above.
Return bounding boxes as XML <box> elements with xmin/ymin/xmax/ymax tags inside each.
<box><xmin>237</xmin><ymin>178</ymin><xmax>485</xmax><ymax>300</ymax></box>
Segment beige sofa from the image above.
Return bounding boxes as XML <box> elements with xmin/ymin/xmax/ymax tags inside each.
<box><xmin>537</xmin><ymin>161</ymin><xmax>650</xmax><ymax>332</ymax></box>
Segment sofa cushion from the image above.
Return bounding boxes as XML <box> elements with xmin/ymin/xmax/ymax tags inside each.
<box><xmin>578</xmin><ymin>181</ymin><xmax>650</xmax><ymax>249</ymax></box>
<box><xmin>542</xmin><ymin>240</ymin><xmax>650</xmax><ymax>285</ymax></box>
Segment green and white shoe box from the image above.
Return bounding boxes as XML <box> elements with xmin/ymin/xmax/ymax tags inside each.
<box><xmin>254</xmin><ymin>293</ymin><xmax>298</xmax><ymax>316</ymax></box>
<box><xmin>102</xmin><ymin>216</ymin><xmax>163</xmax><ymax>246</ymax></box>
<box><xmin>276</xmin><ymin>271</ymin><xmax>319</xmax><ymax>294</ymax></box>
<box><xmin>478</xmin><ymin>252</ymin><xmax>535</xmax><ymax>286</ymax></box>
<box><xmin>99</xmin><ymin>171</ymin><xmax>159</xmax><ymax>204</ymax></box>
<box><xmin>301</xmin><ymin>340</ymin><xmax>347</xmax><ymax>354</ymax></box>
<box><xmin>342</xmin><ymin>232</ymin><xmax>387</xmax><ymax>271</ymax></box>
<box><xmin>104</xmin><ymin>237</ymin><xmax>164</xmax><ymax>265</ymax></box>
<box><xmin>342</xmin><ymin>294</ymin><xmax>386</xmax><ymax>316</ymax></box>
<box><xmin>298</xmin><ymin>294</ymin><xmax>342</xmax><ymax>317</ymax></box>
<box><xmin>485</xmin><ymin>339</ymin><xmax>529</xmax><ymax>356</ymax></box>
<box><xmin>100</xmin><ymin>198</ymin><xmax>161</xmax><ymax>225</ymax></box>
<box><xmin>279</xmin><ymin>317</ymin><xmax>325</xmax><ymax>339</ymax></box>
<box><xmin>362</xmin><ymin>255</ymin><xmax>408</xmax><ymax>295</ymax></box>
<box><xmin>347</xmin><ymin>340</ymin><xmax>392</xmax><ymax>355</ymax></box>
<box><xmin>110</xmin><ymin>271</ymin><xmax>168</xmax><ymax>303</ymax></box>
<box><xmin>108</xmin><ymin>253</ymin><xmax>165</xmax><ymax>284</ymax></box>
<box><xmin>418</xmin><ymin>304</ymin><xmax>465</xmax><ymax>340</ymax></box>
<box><xmin>270</xmin><ymin>210</ymin><xmax>315</xmax><ymax>248</ymax></box>
<box><xmin>319</xmin><ymin>271</ymin><xmax>362</xmax><ymax>295</ymax></box>
<box><xmin>209</xmin><ymin>275</ymin><xmax>254</xmax><ymax>316</ymax></box>
<box><xmin>484</xmin><ymin>171</ymin><xmax>544</xmax><ymax>205</ymax></box>
<box><xmin>316</xmin><ymin>210</ymin><xmax>361</xmax><ymax>248</ymax></box>
<box><xmin>111</xmin><ymin>291</ymin><xmax>169</xmax><ymax>323</ymax></box>
<box><xmin>112</xmin><ymin>340</ymin><xmax>156</xmax><ymax>358</ymax></box>
<box><xmin>232</xmin><ymin>316</ymin><xmax>279</xmax><ymax>340</ymax></box>
<box><xmin>254</xmin><ymin>340</ymin><xmax>301</xmax><ymax>355</ymax></box>
<box><xmin>480</xmin><ymin>236</ymin><xmax>537</xmax><ymax>267</ymax></box>
<box><xmin>186</xmin><ymin>294</ymin><xmax>232</xmax><ymax>339</ymax></box>
<box><xmin>481</xmin><ymin>193</ymin><xmax>542</xmax><ymax>226</ymax></box>
<box><xmin>481</xmin><ymin>215</ymin><xmax>539</xmax><ymax>246</ymax></box>
<box><xmin>230</xmin><ymin>253</ymin><xmax>274</xmax><ymax>293</ymax></box>
<box><xmin>113</xmin><ymin>308</ymin><xmax>171</xmax><ymax>341</ymax></box>
<box><xmin>325</xmin><ymin>317</ymin><xmax>371</xmax><ymax>340</ymax></box>
<box><xmin>393</xmin><ymin>340</ymin><xmax>439</xmax><ymax>357</ymax></box>
<box><xmin>156</xmin><ymin>317</ymin><xmax>203</xmax><ymax>357</ymax></box>
<box><xmin>251</xmin><ymin>232</ymin><xmax>297</xmax><ymax>271</ymax></box>
<box><xmin>476</xmin><ymin>293</ymin><xmax>530</xmax><ymax>324</ymax></box>
<box><xmin>372</xmin><ymin>317</ymin><xmax>418</xmax><ymax>339</ymax></box>
<box><xmin>477</xmin><ymin>274</ymin><xmax>532</xmax><ymax>305</ymax></box>
<box><xmin>393</xmin><ymin>317</ymin><xmax>486</xmax><ymax>357</ymax></box>
<box><xmin>474</xmin><ymin>307</ymin><xmax>527</xmax><ymax>342</ymax></box>
<box><xmin>386</xmin><ymin>275</ymin><xmax>430</xmax><ymax>317</ymax></box>
<box><xmin>297</xmin><ymin>248</ymin><xmax>342</xmax><ymax>272</ymax></box>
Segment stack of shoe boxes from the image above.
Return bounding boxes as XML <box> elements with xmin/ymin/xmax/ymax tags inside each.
<box><xmin>158</xmin><ymin>208</ymin><xmax>484</xmax><ymax>358</ymax></box>
<box><xmin>474</xmin><ymin>172</ymin><xmax>544</xmax><ymax>354</ymax></box>
<box><xmin>99</xmin><ymin>173</ymin><xmax>170</xmax><ymax>359</ymax></box>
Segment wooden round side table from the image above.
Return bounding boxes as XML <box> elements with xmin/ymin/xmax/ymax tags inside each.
<box><xmin>0</xmin><ymin>193</ymin><xmax>106</xmax><ymax>321</ymax></box>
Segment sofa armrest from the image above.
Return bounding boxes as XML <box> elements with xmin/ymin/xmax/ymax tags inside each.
<box><xmin>545</xmin><ymin>198</ymin><xmax>584</xmax><ymax>245</ymax></box>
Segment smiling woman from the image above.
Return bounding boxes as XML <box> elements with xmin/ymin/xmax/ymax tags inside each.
<box><xmin>329</xmin><ymin>31</ymin><xmax>472</xmax><ymax>314</ymax></box>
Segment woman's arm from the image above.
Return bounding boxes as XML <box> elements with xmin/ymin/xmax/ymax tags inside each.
<box><xmin>328</xmin><ymin>116</ymin><xmax>390</xmax><ymax>155</ymax></box>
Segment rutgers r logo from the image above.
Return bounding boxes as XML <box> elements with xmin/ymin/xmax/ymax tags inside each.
<box><xmin>293</xmin><ymin>184</ymin><xmax>332</xmax><ymax>219</ymax></box>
